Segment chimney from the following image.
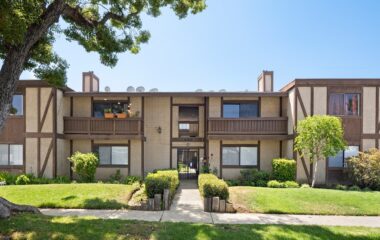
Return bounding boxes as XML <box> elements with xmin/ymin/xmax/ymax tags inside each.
<box><xmin>257</xmin><ymin>70</ymin><xmax>274</xmax><ymax>92</ymax></box>
<box><xmin>82</xmin><ymin>71</ymin><xmax>99</xmax><ymax>92</ymax></box>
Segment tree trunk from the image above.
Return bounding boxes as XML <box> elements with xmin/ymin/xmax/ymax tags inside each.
<box><xmin>0</xmin><ymin>0</ymin><xmax>66</xmax><ymax>132</ymax></box>
<box><xmin>311</xmin><ymin>160</ymin><xmax>318</xmax><ymax>188</ymax></box>
<box><xmin>0</xmin><ymin>197</ymin><xmax>41</xmax><ymax>219</ymax></box>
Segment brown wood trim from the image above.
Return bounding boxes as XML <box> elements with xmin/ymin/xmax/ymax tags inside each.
<box><xmin>296</xmin><ymin>88</ymin><xmax>308</xmax><ymax>118</ymax></box>
<box><xmin>207</xmin><ymin>134</ymin><xmax>292</xmax><ymax>140</ymax></box>
<box><xmin>128</xmin><ymin>140</ymin><xmax>131</xmax><ymax>175</ymax></box>
<box><xmin>91</xmin><ymin>97</ymin><xmax>94</xmax><ymax>117</ymax></box>
<box><xmin>141</xmin><ymin>96</ymin><xmax>145</xmax><ymax>178</ymax></box>
<box><xmin>98</xmin><ymin>165</ymin><xmax>129</xmax><ymax>168</ymax></box>
<box><xmin>39</xmin><ymin>89</ymin><xmax>54</xmax><ymax>132</ymax></box>
<box><xmin>219</xmin><ymin>140</ymin><xmax>222</xmax><ymax>178</ymax></box>
<box><xmin>311</xmin><ymin>86</ymin><xmax>314</xmax><ymax>116</ymax></box>
<box><xmin>37</xmin><ymin>138</ymin><xmax>41</xmax><ymax>176</ymax></box>
<box><xmin>172</xmin><ymin>137</ymin><xmax>204</xmax><ymax>142</ymax></box>
<box><xmin>279</xmin><ymin>97</ymin><xmax>283</xmax><ymax>117</ymax></box>
<box><xmin>69</xmin><ymin>140</ymin><xmax>73</xmax><ymax>180</ymax></box>
<box><xmin>37</xmin><ymin>88</ymin><xmax>41</xmax><ymax>132</ymax></box>
<box><xmin>0</xmin><ymin>165</ymin><xmax>24</xmax><ymax>169</ymax></box>
<box><xmin>171</xmin><ymin>103</ymin><xmax>205</xmax><ymax>107</ymax></box>
<box><xmin>222</xmin><ymin>165</ymin><xmax>258</xmax><ymax>169</ymax></box>
<box><xmin>205</xmin><ymin>97</ymin><xmax>209</xmax><ymax>163</ymax></box>
<box><xmin>220</xmin><ymin>97</ymin><xmax>223</xmax><ymax>117</ymax></box>
<box><xmin>377</xmin><ymin>87</ymin><xmax>379</xmax><ymax>148</ymax></box>
<box><xmin>39</xmin><ymin>139</ymin><xmax>53</xmax><ymax>178</ymax></box>
<box><xmin>279</xmin><ymin>140</ymin><xmax>282</xmax><ymax>158</ymax></box>
<box><xmin>298</xmin><ymin>150</ymin><xmax>311</xmax><ymax>184</ymax></box>
<box><xmin>70</xmin><ymin>97</ymin><xmax>73</xmax><ymax>117</ymax></box>
<box><xmin>170</xmin><ymin>96</ymin><xmax>173</xmax><ymax>169</ymax></box>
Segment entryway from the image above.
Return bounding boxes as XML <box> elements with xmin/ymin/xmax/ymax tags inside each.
<box><xmin>177</xmin><ymin>148</ymin><xmax>199</xmax><ymax>180</ymax></box>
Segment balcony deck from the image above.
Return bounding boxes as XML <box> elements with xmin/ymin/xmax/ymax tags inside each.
<box><xmin>63</xmin><ymin>117</ymin><xmax>143</xmax><ymax>139</ymax></box>
<box><xmin>207</xmin><ymin>117</ymin><xmax>290</xmax><ymax>140</ymax></box>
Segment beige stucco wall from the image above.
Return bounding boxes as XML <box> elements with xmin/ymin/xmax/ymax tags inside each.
<box><xmin>73</xmin><ymin>97</ymin><xmax>91</xmax><ymax>117</ymax></box>
<box><xmin>363</xmin><ymin>87</ymin><xmax>376</xmax><ymax>134</ymax></box>
<box><xmin>260</xmin><ymin>140</ymin><xmax>280</xmax><ymax>172</ymax></box>
<box><xmin>208</xmin><ymin>140</ymin><xmax>221</xmax><ymax>177</ymax></box>
<box><xmin>264</xmin><ymin>74</ymin><xmax>272</xmax><ymax>92</ymax></box>
<box><xmin>362</xmin><ymin>139</ymin><xmax>376</xmax><ymax>151</ymax></box>
<box><xmin>95</xmin><ymin>167</ymin><xmax>129</xmax><ymax>180</ymax></box>
<box><xmin>172</xmin><ymin>97</ymin><xmax>204</xmax><ymax>104</ymax></box>
<box><xmin>130</xmin><ymin>139</ymin><xmax>142</xmax><ymax>176</ymax></box>
<box><xmin>72</xmin><ymin>139</ymin><xmax>91</xmax><ymax>153</ymax></box>
<box><xmin>297</xmin><ymin>87</ymin><xmax>311</xmax><ymax>121</ymax></box>
<box><xmin>144</xmin><ymin>97</ymin><xmax>171</xmax><ymax>172</ymax></box>
<box><xmin>57</xmin><ymin>90</ymin><xmax>70</xmax><ymax>134</ymax></box>
<box><xmin>172</xmin><ymin>106</ymin><xmax>179</xmax><ymax>138</ymax></box>
<box><xmin>25</xmin><ymin>88</ymin><xmax>38</xmax><ymax>132</ymax></box>
<box><xmin>313</xmin><ymin>87</ymin><xmax>327</xmax><ymax>115</ymax></box>
<box><xmin>199</xmin><ymin>106</ymin><xmax>205</xmax><ymax>138</ymax></box>
<box><xmin>171</xmin><ymin>148</ymin><xmax>178</xmax><ymax>170</ymax></box>
<box><xmin>25</xmin><ymin>138</ymin><xmax>38</xmax><ymax>175</ymax></box>
<box><xmin>40</xmin><ymin>137</ymin><xmax>54</xmax><ymax>178</ymax></box>
<box><xmin>40</xmin><ymin>88</ymin><xmax>53</xmax><ymax>133</ymax></box>
<box><xmin>261</xmin><ymin>97</ymin><xmax>280</xmax><ymax>117</ymax></box>
<box><xmin>288</xmin><ymin>89</ymin><xmax>295</xmax><ymax>134</ymax></box>
<box><xmin>57</xmin><ymin>139</ymin><xmax>70</xmax><ymax>176</ymax></box>
<box><xmin>172</xmin><ymin>142</ymin><xmax>204</xmax><ymax>148</ymax></box>
<box><xmin>209</xmin><ymin>97</ymin><xmax>221</xmax><ymax>117</ymax></box>
<box><xmin>130</xmin><ymin>97</ymin><xmax>142</xmax><ymax>117</ymax></box>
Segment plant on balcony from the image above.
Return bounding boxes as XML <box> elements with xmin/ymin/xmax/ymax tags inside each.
<box><xmin>295</xmin><ymin>115</ymin><xmax>346</xmax><ymax>187</ymax></box>
<box><xmin>116</xmin><ymin>109</ymin><xmax>127</xmax><ymax>119</ymax></box>
<box><xmin>104</xmin><ymin>108</ymin><xmax>114</xmax><ymax>119</ymax></box>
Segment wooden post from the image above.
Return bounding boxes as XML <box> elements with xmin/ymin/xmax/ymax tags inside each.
<box><xmin>219</xmin><ymin>199</ymin><xmax>226</xmax><ymax>212</ymax></box>
<box><xmin>212</xmin><ymin>197</ymin><xmax>220</xmax><ymax>212</ymax></box>
<box><xmin>163</xmin><ymin>189</ymin><xmax>170</xmax><ymax>210</ymax></box>
<box><xmin>154</xmin><ymin>194</ymin><xmax>162</xmax><ymax>211</ymax></box>
<box><xmin>203</xmin><ymin>198</ymin><xmax>211</xmax><ymax>212</ymax></box>
<box><xmin>148</xmin><ymin>198</ymin><xmax>155</xmax><ymax>211</ymax></box>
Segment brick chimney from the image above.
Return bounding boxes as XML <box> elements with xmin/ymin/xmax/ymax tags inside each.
<box><xmin>257</xmin><ymin>70</ymin><xmax>274</xmax><ymax>92</ymax></box>
<box><xmin>82</xmin><ymin>71</ymin><xmax>99</xmax><ymax>92</ymax></box>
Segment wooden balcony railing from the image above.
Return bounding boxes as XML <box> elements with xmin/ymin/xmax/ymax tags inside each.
<box><xmin>208</xmin><ymin>117</ymin><xmax>288</xmax><ymax>135</ymax></box>
<box><xmin>64</xmin><ymin>117</ymin><xmax>143</xmax><ymax>135</ymax></box>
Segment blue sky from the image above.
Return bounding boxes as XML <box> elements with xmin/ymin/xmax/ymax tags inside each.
<box><xmin>21</xmin><ymin>0</ymin><xmax>380</xmax><ymax>92</ymax></box>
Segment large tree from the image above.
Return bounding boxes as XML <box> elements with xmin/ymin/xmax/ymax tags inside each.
<box><xmin>294</xmin><ymin>115</ymin><xmax>346</xmax><ymax>187</ymax></box>
<box><xmin>0</xmin><ymin>0</ymin><xmax>206</xmax><ymax>131</ymax></box>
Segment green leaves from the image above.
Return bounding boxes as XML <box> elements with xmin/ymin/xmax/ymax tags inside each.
<box><xmin>0</xmin><ymin>0</ymin><xmax>206</xmax><ymax>86</ymax></box>
<box><xmin>295</xmin><ymin>115</ymin><xmax>346</xmax><ymax>163</ymax></box>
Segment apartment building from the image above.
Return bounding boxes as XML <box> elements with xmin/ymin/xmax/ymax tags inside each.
<box><xmin>0</xmin><ymin>71</ymin><xmax>379</xmax><ymax>185</ymax></box>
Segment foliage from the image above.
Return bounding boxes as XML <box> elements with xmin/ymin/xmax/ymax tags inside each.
<box><xmin>295</xmin><ymin>115</ymin><xmax>346</xmax><ymax>187</ymax></box>
<box><xmin>198</xmin><ymin>174</ymin><xmax>229</xmax><ymax>200</ymax></box>
<box><xmin>348</xmin><ymin>185</ymin><xmax>361</xmax><ymax>191</ymax></box>
<box><xmin>15</xmin><ymin>174</ymin><xmax>31</xmax><ymax>185</ymax></box>
<box><xmin>335</xmin><ymin>184</ymin><xmax>348</xmax><ymax>191</ymax></box>
<box><xmin>346</xmin><ymin>148</ymin><xmax>380</xmax><ymax>190</ymax></box>
<box><xmin>0</xmin><ymin>0</ymin><xmax>206</xmax><ymax>87</ymax></box>
<box><xmin>284</xmin><ymin>181</ymin><xmax>299</xmax><ymax>188</ymax></box>
<box><xmin>124</xmin><ymin>176</ymin><xmax>142</xmax><ymax>185</ymax></box>
<box><xmin>145</xmin><ymin>170</ymin><xmax>179</xmax><ymax>198</ymax></box>
<box><xmin>300</xmin><ymin>184</ymin><xmax>310</xmax><ymax>188</ymax></box>
<box><xmin>200</xmin><ymin>165</ymin><xmax>210</xmax><ymax>174</ymax></box>
<box><xmin>108</xmin><ymin>170</ymin><xmax>123</xmax><ymax>183</ymax></box>
<box><xmin>272</xmin><ymin>159</ymin><xmax>296</xmax><ymax>181</ymax></box>
<box><xmin>0</xmin><ymin>172</ymin><xmax>70</xmax><ymax>185</ymax></box>
<box><xmin>267</xmin><ymin>180</ymin><xmax>286</xmax><ymax>188</ymax></box>
<box><xmin>68</xmin><ymin>151</ymin><xmax>99</xmax><ymax>182</ymax></box>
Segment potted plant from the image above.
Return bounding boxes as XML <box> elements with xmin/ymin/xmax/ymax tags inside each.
<box><xmin>104</xmin><ymin>108</ymin><xmax>114</xmax><ymax>118</ymax></box>
<box><xmin>116</xmin><ymin>109</ymin><xmax>127</xmax><ymax>119</ymax></box>
<box><xmin>9</xmin><ymin>107</ymin><xmax>18</xmax><ymax>115</ymax></box>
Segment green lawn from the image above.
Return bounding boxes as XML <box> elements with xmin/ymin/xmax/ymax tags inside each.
<box><xmin>1</xmin><ymin>214</ymin><xmax>380</xmax><ymax>240</ymax></box>
<box><xmin>229</xmin><ymin>187</ymin><xmax>380</xmax><ymax>216</ymax></box>
<box><xmin>0</xmin><ymin>183</ymin><xmax>140</xmax><ymax>209</ymax></box>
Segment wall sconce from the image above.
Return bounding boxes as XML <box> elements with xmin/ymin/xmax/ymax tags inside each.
<box><xmin>156</xmin><ymin>126</ymin><xmax>162</xmax><ymax>134</ymax></box>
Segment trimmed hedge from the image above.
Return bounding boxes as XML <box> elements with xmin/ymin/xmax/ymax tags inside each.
<box><xmin>267</xmin><ymin>180</ymin><xmax>299</xmax><ymax>188</ymax></box>
<box><xmin>0</xmin><ymin>172</ymin><xmax>70</xmax><ymax>185</ymax></box>
<box><xmin>145</xmin><ymin>169</ymin><xmax>179</xmax><ymax>198</ymax></box>
<box><xmin>272</xmin><ymin>158</ymin><xmax>296</xmax><ymax>181</ymax></box>
<box><xmin>198</xmin><ymin>174</ymin><xmax>229</xmax><ymax>200</ymax></box>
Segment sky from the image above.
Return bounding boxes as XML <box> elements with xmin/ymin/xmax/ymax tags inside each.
<box><xmin>20</xmin><ymin>0</ymin><xmax>380</xmax><ymax>92</ymax></box>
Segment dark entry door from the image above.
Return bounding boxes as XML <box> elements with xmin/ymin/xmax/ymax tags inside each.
<box><xmin>177</xmin><ymin>149</ymin><xmax>199</xmax><ymax>179</ymax></box>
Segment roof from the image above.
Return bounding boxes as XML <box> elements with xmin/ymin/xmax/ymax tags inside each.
<box><xmin>17</xmin><ymin>80</ymin><xmax>74</xmax><ymax>92</ymax></box>
<box><xmin>280</xmin><ymin>78</ymin><xmax>380</xmax><ymax>92</ymax></box>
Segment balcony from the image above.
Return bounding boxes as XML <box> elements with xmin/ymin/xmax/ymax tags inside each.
<box><xmin>207</xmin><ymin>117</ymin><xmax>288</xmax><ymax>139</ymax></box>
<box><xmin>64</xmin><ymin>117</ymin><xmax>143</xmax><ymax>139</ymax></box>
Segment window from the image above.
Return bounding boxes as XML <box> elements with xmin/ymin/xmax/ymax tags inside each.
<box><xmin>178</xmin><ymin>123</ymin><xmax>199</xmax><ymax>137</ymax></box>
<box><xmin>0</xmin><ymin>144</ymin><xmax>23</xmax><ymax>166</ymax></box>
<box><xmin>10</xmin><ymin>94</ymin><xmax>23</xmax><ymax>116</ymax></box>
<box><xmin>328</xmin><ymin>146</ymin><xmax>359</xmax><ymax>168</ymax></box>
<box><xmin>179</xmin><ymin>106</ymin><xmax>199</xmax><ymax>120</ymax></box>
<box><xmin>223</xmin><ymin>102</ymin><xmax>259</xmax><ymax>118</ymax></box>
<box><xmin>222</xmin><ymin>146</ymin><xmax>258</xmax><ymax>166</ymax></box>
<box><xmin>93</xmin><ymin>101</ymin><xmax>129</xmax><ymax>118</ymax></box>
<box><xmin>329</xmin><ymin>93</ymin><xmax>360</xmax><ymax>116</ymax></box>
<box><xmin>94</xmin><ymin>145</ymin><xmax>128</xmax><ymax>165</ymax></box>
<box><xmin>178</xmin><ymin>106</ymin><xmax>199</xmax><ymax>137</ymax></box>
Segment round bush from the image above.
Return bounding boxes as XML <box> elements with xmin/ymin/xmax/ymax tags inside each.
<box><xmin>15</xmin><ymin>174</ymin><xmax>31</xmax><ymax>185</ymax></box>
<box><xmin>68</xmin><ymin>151</ymin><xmax>99</xmax><ymax>182</ymax></box>
<box><xmin>267</xmin><ymin>180</ymin><xmax>286</xmax><ymax>188</ymax></box>
<box><xmin>272</xmin><ymin>159</ymin><xmax>296</xmax><ymax>181</ymax></box>
<box><xmin>284</xmin><ymin>181</ymin><xmax>299</xmax><ymax>188</ymax></box>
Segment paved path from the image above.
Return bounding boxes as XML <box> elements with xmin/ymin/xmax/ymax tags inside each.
<box><xmin>40</xmin><ymin>180</ymin><xmax>380</xmax><ymax>227</ymax></box>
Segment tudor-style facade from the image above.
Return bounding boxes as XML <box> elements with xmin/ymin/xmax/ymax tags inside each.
<box><xmin>0</xmin><ymin>71</ymin><xmax>379</xmax><ymax>185</ymax></box>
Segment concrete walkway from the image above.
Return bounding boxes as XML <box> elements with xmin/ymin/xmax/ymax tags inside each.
<box><xmin>40</xmin><ymin>180</ymin><xmax>380</xmax><ymax>227</ymax></box>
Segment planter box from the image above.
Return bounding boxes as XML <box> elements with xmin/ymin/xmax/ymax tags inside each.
<box><xmin>104</xmin><ymin>113</ymin><xmax>114</xmax><ymax>118</ymax></box>
<box><xmin>116</xmin><ymin>113</ymin><xmax>127</xmax><ymax>118</ymax></box>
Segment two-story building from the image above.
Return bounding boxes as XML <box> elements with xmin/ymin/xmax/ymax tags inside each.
<box><xmin>1</xmin><ymin>71</ymin><xmax>379</xmax><ymax>185</ymax></box>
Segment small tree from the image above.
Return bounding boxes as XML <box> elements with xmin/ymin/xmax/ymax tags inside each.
<box><xmin>295</xmin><ymin>115</ymin><xmax>346</xmax><ymax>187</ymax></box>
<box><xmin>68</xmin><ymin>151</ymin><xmax>99</xmax><ymax>182</ymax></box>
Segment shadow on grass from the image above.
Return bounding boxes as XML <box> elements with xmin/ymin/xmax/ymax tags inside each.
<box><xmin>1</xmin><ymin>214</ymin><xmax>379</xmax><ymax>240</ymax></box>
<box><xmin>61</xmin><ymin>195</ymin><xmax>77</xmax><ymax>201</ymax></box>
<box><xmin>39</xmin><ymin>198</ymin><xmax>129</xmax><ymax>209</ymax></box>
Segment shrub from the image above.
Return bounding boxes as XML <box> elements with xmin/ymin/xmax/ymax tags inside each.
<box><xmin>108</xmin><ymin>170</ymin><xmax>123</xmax><ymax>183</ymax></box>
<box><xmin>346</xmin><ymin>148</ymin><xmax>380</xmax><ymax>190</ymax></box>
<box><xmin>0</xmin><ymin>175</ymin><xmax>5</xmax><ymax>182</ymax></box>
<box><xmin>239</xmin><ymin>169</ymin><xmax>270</xmax><ymax>186</ymax></box>
<box><xmin>348</xmin><ymin>185</ymin><xmax>361</xmax><ymax>191</ymax></box>
<box><xmin>15</xmin><ymin>174</ymin><xmax>31</xmax><ymax>185</ymax></box>
<box><xmin>284</xmin><ymin>181</ymin><xmax>299</xmax><ymax>188</ymax></box>
<box><xmin>198</xmin><ymin>174</ymin><xmax>229</xmax><ymax>200</ymax></box>
<box><xmin>0</xmin><ymin>172</ymin><xmax>18</xmax><ymax>185</ymax></box>
<box><xmin>335</xmin><ymin>184</ymin><xmax>348</xmax><ymax>190</ymax></box>
<box><xmin>125</xmin><ymin>176</ymin><xmax>142</xmax><ymax>185</ymax></box>
<box><xmin>145</xmin><ymin>170</ymin><xmax>179</xmax><ymax>199</ymax></box>
<box><xmin>301</xmin><ymin>184</ymin><xmax>310</xmax><ymax>188</ymax></box>
<box><xmin>272</xmin><ymin>159</ymin><xmax>296</xmax><ymax>181</ymax></box>
<box><xmin>68</xmin><ymin>151</ymin><xmax>99</xmax><ymax>182</ymax></box>
<box><xmin>255</xmin><ymin>180</ymin><xmax>268</xmax><ymax>187</ymax></box>
<box><xmin>267</xmin><ymin>180</ymin><xmax>286</xmax><ymax>188</ymax></box>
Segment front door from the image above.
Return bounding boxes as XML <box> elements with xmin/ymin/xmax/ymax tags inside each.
<box><xmin>177</xmin><ymin>148</ymin><xmax>199</xmax><ymax>179</ymax></box>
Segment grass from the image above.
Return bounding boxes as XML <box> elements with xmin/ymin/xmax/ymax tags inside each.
<box><xmin>0</xmin><ymin>183</ymin><xmax>140</xmax><ymax>209</ymax></box>
<box><xmin>229</xmin><ymin>186</ymin><xmax>380</xmax><ymax>215</ymax></box>
<box><xmin>1</xmin><ymin>214</ymin><xmax>380</xmax><ymax>240</ymax></box>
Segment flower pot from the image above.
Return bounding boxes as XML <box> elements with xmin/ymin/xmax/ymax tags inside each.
<box><xmin>116</xmin><ymin>113</ymin><xmax>127</xmax><ymax>119</ymax></box>
<box><xmin>104</xmin><ymin>113</ymin><xmax>114</xmax><ymax>119</ymax></box>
